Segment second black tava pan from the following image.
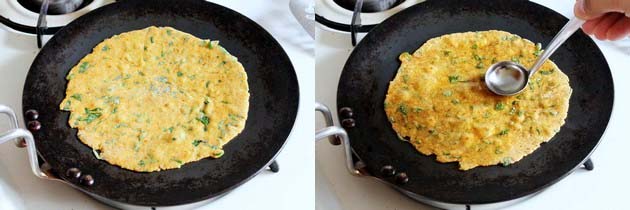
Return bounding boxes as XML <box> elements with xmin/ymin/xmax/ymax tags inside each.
<box><xmin>22</xmin><ymin>0</ymin><xmax>299</xmax><ymax>206</ymax></box>
<box><xmin>337</xmin><ymin>0</ymin><xmax>613</xmax><ymax>204</ymax></box>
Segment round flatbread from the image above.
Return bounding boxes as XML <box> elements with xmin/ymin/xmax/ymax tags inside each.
<box><xmin>384</xmin><ymin>30</ymin><xmax>571</xmax><ymax>170</ymax></box>
<box><xmin>60</xmin><ymin>26</ymin><xmax>249</xmax><ymax>172</ymax></box>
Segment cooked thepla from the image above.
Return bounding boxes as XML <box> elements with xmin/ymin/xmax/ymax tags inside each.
<box><xmin>384</xmin><ymin>30</ymin><xmax>571</xmax><ymax>170</ymax></box>
<box><xmin>60</xmin><ymin>26</ymin><xmax>249</xmax><ymax>172</ymax></box>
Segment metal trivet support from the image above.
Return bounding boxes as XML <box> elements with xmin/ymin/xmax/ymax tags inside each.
<box><xmin>268</xmin><ymin>161</ymin><xmax>280</xmax><ymax>173</ymax></box>
<box><xmin>35</xmin><ymin>0</ymin><xmax>51</xmax><ymax>48</ymax></box>
<box><xmin>350</xmin><ymin>0</ymin><xmax>364</xmax><ymax>46</ymax></box>
<box><xmin>583</xmin><ymin>158</ymin><xmax>594</xmax><ymax>171</ymax></box>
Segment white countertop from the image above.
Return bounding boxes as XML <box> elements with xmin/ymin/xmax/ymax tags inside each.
<box><xmin>315</xmin><ymin>0</ymin><xmax>630</xmax><ymax>210</ymax></box>
<box><xmin>0</xmin><ymin>0</ymin><xmax>314</xmax><ymax>209</ymax></box>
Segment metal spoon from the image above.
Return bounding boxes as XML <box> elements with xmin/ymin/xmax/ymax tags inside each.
<box><xmin>485</xmin><ymin>17</ymin><xmax>585</xmax><ymax>96</ymax></box>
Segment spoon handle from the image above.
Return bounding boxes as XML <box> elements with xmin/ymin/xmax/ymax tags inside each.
<box><xmin>529</xmin><ymin>17</ymin><xmax>585</xmax><ymax>76</ymax></box>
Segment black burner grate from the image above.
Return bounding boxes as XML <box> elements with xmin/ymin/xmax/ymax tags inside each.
<box><xmin>17</xmin><ymin>0</ymin><xmax>93</xmax><ymax>15</ymax></box>
<box><xmin>333</xmin><ymin>0</ymin><xmax>405</xmax><ymax>13</ymax></box>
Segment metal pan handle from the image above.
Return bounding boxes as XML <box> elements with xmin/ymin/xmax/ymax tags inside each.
<box><xmin>315</xmin><ymin>102</ymin><xmax>363</xmax><ymax>176</ymax></box>
<box><xmin>0</xmin><ymin>105</ymin><xmax>25</xmax><ymax>147</ymax></box>
<box><xmin>0</xmin><ymin>104</ymin><xmax>54</xmax><ymax>180</ymax></box>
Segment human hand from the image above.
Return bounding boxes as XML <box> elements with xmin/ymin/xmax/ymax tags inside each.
<box><xmin>574</xmin><ymin>0</ymin><xmax>630</xmax><ymax>40</ymax></box>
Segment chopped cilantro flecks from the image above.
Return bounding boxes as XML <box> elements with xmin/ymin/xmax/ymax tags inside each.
<box><xmin>475</xmin><ymin>62</ymin><xmax>484</xmax><ymax>69</ymax></box>
<box><xmin>499</xmin><ymin>129</ymin><xmax>509</xmax><ymax>136</ymax></box>
<box><xmin>540</xmin><ymin>69</ymin><xmax>555</xmax><ymax>75</ymax></box>
<box><xmin>78</xmin><ymin>62</ymin><xmax>89</xmax><ymax>73</ymax></box>
<box><xmin>166</xmin><ymin>29</ymin><xmax>172</xmax><ymax>36</ymax></box>
<box><xmin>213</xmin><ymin>150</ymin><xmax>225</xmax><ymax>157</ymax></box>
<box><xmin>398</xmin><ymin>104</ymin><xmax>408</xmax><ymax>115</ymax></box>
<box><xmin>443</xmin><ymin>90</ymin><xmax>453</xmax><ymax>97</ymax></box>
<box><xmin>218</xmin><ymin>120</ymin><xmax>226</xmax><ymax>138</ymax></box>
<box><xmin>150</xmin><ymin>36</ymin><xmax>154</xmax><ymax>43</ymax></box>
<box><xmin>138</xmin><ymin>160</ymin><xmax>145</xmax><ymax>166</ymax></box>
<box><xmin>177</xmin><ymin>71</ymin><xmax>183</xmax><ymax>77</ymax></box>
<box><xmin>451</xmin><ymin>99</ymin><xmax>460</xmax><ymax>104</ymax></box>
<box><xmin>533</xmin><ymin>43</ymin><xmax>543</xmax><ymax>56</ymax></box>
<box><xmin>70</xmin><ymin>94</ymin><xmax>82</xmax><ymax>101</ymax></box>
<box><xmin>495</xmin><ymin>102</ymin><xmax>505</xmax><ymax>111</ymax></box>
<box><xmin>207</xmin><ymin>41</ymin><xmax>214</xmax><ymax>49</ymax></box>
<box><xmin>509</xmin><ymin>107</ymin><xmax>517</xmax><ymax>115</ymax></box>
<box><xmin>172</xmin><ymin>159</ymin><xmax>183</xmax><ymax>164</ymax></box>
<box><xmin>501</xmin><ymin>157</ymin><xmax>513</xmax><ymax>166</ymax></box>
<box><xmin>511</xmin><ymin>57</ymin><xmax>520</xmax><ymax>64</ymax></box>
<box><xmin>471</xmin><ymin>43</ymin><xmax>478</xmax><ymax>49</ymax></box>
<box><xmin>102</xmin><ymin>45</ymin><xmax>110</xmax><ymax>51</ymax></box>
<box><xmin>443</xmin><ymin>51</ymin><xmax>451</xmax><ymax>56</ymax></box>
<box><xmin>133</xmin><ymin>141</ymin><xmax>141</xmax><ymax>152</ymax></box>
<box><xmin>403</xmin><ymin>74</ymin><xmax>410</xmax><ymax>83</ymax></box>
<box><xmin>228</xmin><ymin>113</ymin><xmax>244</xmax><ymax>121</ymax></box>
<box><xmin>196</xmin><ymin>115</ymin><xmax>209</xmax><ymax>127</ymax></box>
<box><xmin>62</xmin><ymin>100</ymin><xmax>71</xmax><ymax>111</ymax></box>
<box><xmin>192</xmin><ymin>139</ymin><xmax>204</xmax><ymax>147</ymax></box>
<box><xmin>138</xmin><ymin>129</ymin><xmax>146</xmax><ymax>141</ymax></box>
<box><xmin>79</xmin><ymin>107</ymin><xmax>102</xmax><ymax>123</ymax></box>
<box><xmin>448</xmin><ymin>75</ymin><xmax>460</xmax><ymax>83</ymax></box>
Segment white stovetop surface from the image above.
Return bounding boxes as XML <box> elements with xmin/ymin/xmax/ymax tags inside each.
<box><xmin>0</xmin><ymin>0</ymin><xmax>314</xmax><ymax>209</ymax></box>
<box><xmin>315</xmin><ymin>0</ymin><xmax>630</xmax><ymax>210</ymax></box>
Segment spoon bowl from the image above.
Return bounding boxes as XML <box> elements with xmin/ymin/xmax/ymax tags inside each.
<box><xmin>484</xmin><ymin>61</ymin><xmax>529</xmax><ymax>96</ymax></box>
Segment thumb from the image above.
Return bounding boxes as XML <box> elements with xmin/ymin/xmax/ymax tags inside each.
<box><xmin>574</xmin><ymin>0</ymin><xmax>630</xmax><ymax>20</ymax></box>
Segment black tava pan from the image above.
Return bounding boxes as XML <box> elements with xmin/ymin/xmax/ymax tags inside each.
<box><xmin>336</xmin><ymin>0</ymin><xmax>613</xmax><ymax>206</ymax></box>
<box><xmin>15</xmin><ymin>0</ymin><xmax>298</xmax><ymax>208</ymax></box>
